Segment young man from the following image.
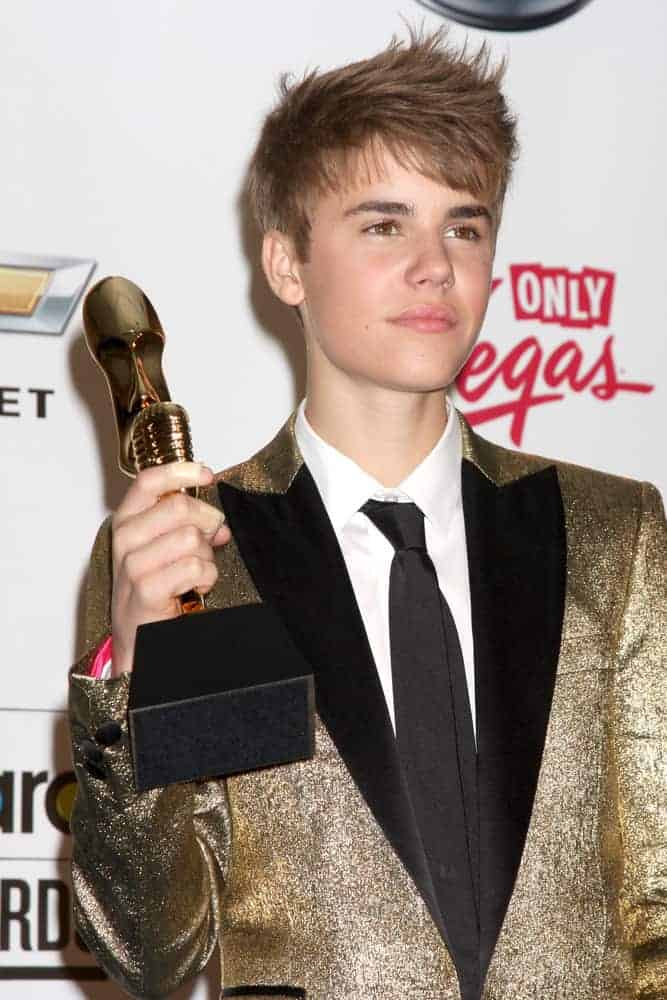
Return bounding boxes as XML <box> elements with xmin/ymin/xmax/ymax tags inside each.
<box><xmin>68</xmin><ymin>29</ymin><xmax>666</xmax><ymax>1000</ymax></box>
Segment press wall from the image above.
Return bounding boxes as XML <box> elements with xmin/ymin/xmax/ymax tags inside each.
<box><xmin>1</xmin><ymin>2</ymin><xmax>665</xmax><ymax>996</ymax></box>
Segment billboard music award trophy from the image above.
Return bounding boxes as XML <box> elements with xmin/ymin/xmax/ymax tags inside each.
<box><xmin>84</xmin><ymin>276</ymin><xmax>314</xmax><ymax>792</ymax></box>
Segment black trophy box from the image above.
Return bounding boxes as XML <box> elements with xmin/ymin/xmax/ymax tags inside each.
<box><xmin>128</xmin><ymin>603</ymin><xmax>315</xmax><ymax>791</ymax></box>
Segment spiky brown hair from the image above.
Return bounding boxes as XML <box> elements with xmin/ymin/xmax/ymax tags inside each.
<box><xmin>247</xmin><ymin>27</ymin><xmax>518</xmax><ymax>260</ymax></box>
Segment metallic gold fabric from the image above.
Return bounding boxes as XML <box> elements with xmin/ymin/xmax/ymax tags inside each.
<box><xmin>219</xmin><ymin>413</ymin><xmax>302</xmax><ymax>495</ymax></box>
<box><xmin>69</xmin><ymin>411</ymin><xmax>667</xmax><ymax>999</ymax></box>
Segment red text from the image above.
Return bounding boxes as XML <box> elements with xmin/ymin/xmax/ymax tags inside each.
<box><xmin>456</xmin><ymin>335</ymin><xmax>653</xmax><ymax>446</ymax></box>
<box><xmin>510</xmin><ymin>263</ymin><xmax>615</xmax><ymax>328</ymax></box>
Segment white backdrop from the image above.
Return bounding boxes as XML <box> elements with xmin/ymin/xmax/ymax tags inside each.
<box><xmin>1</xmin><ymin>1</ymin><xmax>665</xmax><ymax>996</ymax></box>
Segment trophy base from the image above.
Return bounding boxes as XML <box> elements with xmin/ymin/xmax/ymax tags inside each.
<box><xmin>128</xmin><ymin>604</ymin><xmax>315</xmax><ymax>791</ymax></box>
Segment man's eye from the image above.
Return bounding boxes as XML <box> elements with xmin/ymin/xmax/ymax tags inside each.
<box><xmin>445</xmin><ymin>225</ymin><xmax>480</xmax><ymax>241</ymax></box>
<box><xmin>364</xmin><ymin>220</ymin><xmax>401</xmax><ymax>236</ymax></box>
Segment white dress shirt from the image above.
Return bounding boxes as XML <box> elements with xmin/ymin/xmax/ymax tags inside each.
<box><xmin>294</xmin><ymin>400</ymin><xmax>476</xmax><ymax>741</ymax></box>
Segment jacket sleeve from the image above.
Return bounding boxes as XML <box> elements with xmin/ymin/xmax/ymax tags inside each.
<box><xmin>613</xmin><ymin>482</ymin><xmax>667</xmax><ymax>999</ymax></box>
<box><xmin>68</xmin><ymin>517</ymin><xmax>231</xmax><ymax>999</ymax></box>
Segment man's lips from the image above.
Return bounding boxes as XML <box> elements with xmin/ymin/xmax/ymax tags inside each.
<box><xmin>388</xmin><ymin>304</ymin><xmax>458</xmax><ymax>332</ymax></box>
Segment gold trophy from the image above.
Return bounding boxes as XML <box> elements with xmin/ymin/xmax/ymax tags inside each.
<box><xmin>82</xmin><ymin>275</ymin><xmax>314</xmax><ymax>792</ymax></box>
<box><xmin>83</xmin><ymin>275</ymin><xmax>204</xmax><ymax>613</ymax></box>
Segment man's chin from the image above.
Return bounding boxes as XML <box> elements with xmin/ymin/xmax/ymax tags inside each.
<box><xmin>381</xmin><ymin>367</ymin><xmax>460</xmax><ymax>395</ymax></box>
<box><xmin>372</xmin><ymin>377</ymin><xmax>454</xmax><ymax>397</ymax></box>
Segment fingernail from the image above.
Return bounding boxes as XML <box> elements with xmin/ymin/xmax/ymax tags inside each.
<box><xmin>212</xmin><ymin>514</ymin><xmax>228</xmax><ymax>542</ymax></box>
<box><xmin>199</xmin><ymin>465</ymin><xmax>214</xmax><ymax>483</ymax></box>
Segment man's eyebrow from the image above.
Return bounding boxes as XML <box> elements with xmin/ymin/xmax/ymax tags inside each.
<box><xmin>446</xmin><ymin>204</ymin><xmax>492</xmax><ymax>222</ymax></box>
<box><xmin>343</xmin><ymin>200</ymin><xmax>493</xmax><ymax>223</ymax></box>
<box><xmin>344</xmin><ymin>200</ymin><xmax>415</xmax><ymax>217</ymax></box>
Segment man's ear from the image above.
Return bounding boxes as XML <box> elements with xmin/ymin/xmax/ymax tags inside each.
<box><xmin>261</xmin><ymin>230</ymin><xmax>304</xmax><ymax>307</ymax></box>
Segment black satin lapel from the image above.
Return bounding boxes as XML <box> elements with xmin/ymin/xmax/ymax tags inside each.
<box><xmin>462</xmin><ymin>460</ymin><xmax>566</xmax><ymax>981</ymax></box>
<box><xmin>217</xmin><ymin>468</ymin><xmax>448</xmax><ymax>944</ymax></box>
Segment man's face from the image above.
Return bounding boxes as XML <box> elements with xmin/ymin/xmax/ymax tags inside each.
<box><xmin>294</xmin><ymin>151</ymin><xmax>495</xmax><ymax>397</ymax></box>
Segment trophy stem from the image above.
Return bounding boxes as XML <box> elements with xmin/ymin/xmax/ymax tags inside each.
<box><xmin>131</xmin><ymin>401</ymin><xmax>195</xmax><ymax>469</ymax></box>
<box><xmin>131</xmin><ymin>401</ymin><xmax>206</xmax><ymax>615</ymax></box>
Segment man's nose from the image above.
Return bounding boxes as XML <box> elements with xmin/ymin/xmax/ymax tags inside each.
<box><xmin>404</xmin><ymin>236</ymin><xmax>454</xmax><ymax>289</ymax></box>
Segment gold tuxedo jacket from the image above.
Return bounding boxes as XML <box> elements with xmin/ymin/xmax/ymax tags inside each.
<box><xmin>69</xmin><ymin>414</ymin><xmax>667</xmax><ymax>1000</ymax></box>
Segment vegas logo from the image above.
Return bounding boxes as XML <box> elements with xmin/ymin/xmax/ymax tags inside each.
<box><xmin>455</xmin><ymin>263</ymin><xmax>653</xmax><ymax>446</ymax></box>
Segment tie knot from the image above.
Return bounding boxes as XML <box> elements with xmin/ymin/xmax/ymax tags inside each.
<box><xmin>361</xmin><ymin>499</ymin><xmax>426</xmax><ymax>552</ymax></box>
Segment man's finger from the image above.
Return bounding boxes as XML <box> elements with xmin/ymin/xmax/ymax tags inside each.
<box><xmin>133</xmin><ymin>556</ymin><xmax>219</xmax><ymax>610</ymax></box>
<box><xmin>120</xmin><ymin>526</ymin><xmax>219</xmax><ymax>586</ymax></box>
<box><xmin>113</xmin><ymin>495</ymin><xmax>225</xmax><ymax>559</ymax></box>
<box><xmin>115</xmin><ymin>463</ymin><xmax>214</xmax><ymax>522</ymax></box>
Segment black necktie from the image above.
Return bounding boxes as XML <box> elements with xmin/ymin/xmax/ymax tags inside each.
<box><xmin>362</xmin><ymin>499</ymin><xmax>480</xmax><ymax>1000</ymax></box>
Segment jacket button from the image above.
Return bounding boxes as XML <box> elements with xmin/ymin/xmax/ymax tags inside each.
<box><xmin>95</xmin><ymin>720</ymin><xmax>122</xmax><ymax>746</ymax></box>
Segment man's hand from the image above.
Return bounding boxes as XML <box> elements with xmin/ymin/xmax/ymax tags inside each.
<box><xmin>110</xmin><ymin>462</ymin><xmax>230</xmax><ymax>677</ymax></box>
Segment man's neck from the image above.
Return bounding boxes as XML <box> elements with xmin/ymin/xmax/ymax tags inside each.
<box><xmin>304</xmin><ymin>381</ymin><xmax>449</xmax><ymax>488</ymax></box>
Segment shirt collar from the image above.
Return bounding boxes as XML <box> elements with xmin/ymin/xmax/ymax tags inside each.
<box><xmin>294</xmin><ymin>398</ymin><xmax>462</xmax><ymax>536</ymax></box>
